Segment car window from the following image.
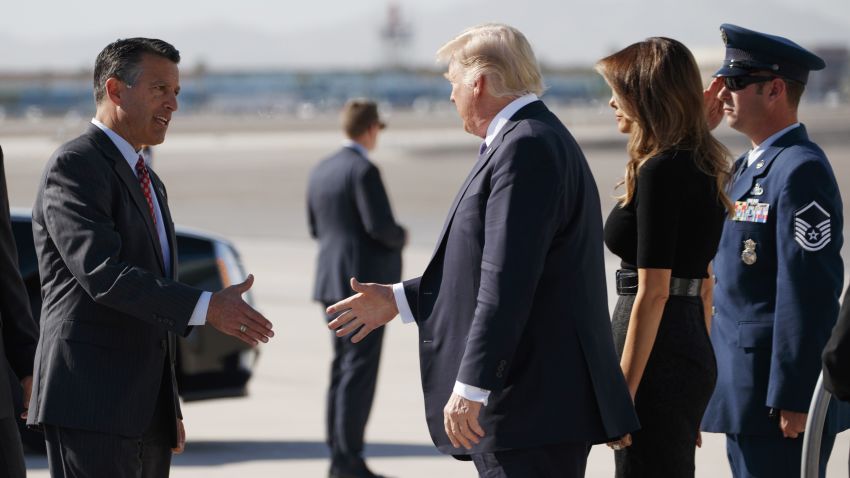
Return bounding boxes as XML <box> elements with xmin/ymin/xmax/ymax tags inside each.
<box><xmin>11</xmin><ymin>218</ymin><xmax>41</xmax><ymax>321</ymax></box>
<box><xmin>176</xmin><ymin>235</ymin><xmax>223</xmax><ymax>291</ymax></box>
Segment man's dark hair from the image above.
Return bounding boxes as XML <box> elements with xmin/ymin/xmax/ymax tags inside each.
<box><xmin>341</xmin><ymin>99</ymin><xmax>385</xmax><ymax>139</ymax></box>
<box><xmin>93</xmin><ymin>38</ymin><xmax>180</xmax><ymax>104</ymax></box>
<box><xmin>754</xmin><ymin>75</ymin><xmax>806</xmax><ymax>110</ymax></box>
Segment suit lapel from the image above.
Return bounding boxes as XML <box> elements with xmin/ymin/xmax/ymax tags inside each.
<box><xmin>730</xmin><ymin>153</ymin><xmax>757</xmax><ymax>200</ymax></box>
<box><xmin>89</xmin><ymin>126</ymin><xmax>167</xmax><ymax>275</ymax></box>
<box><xmin>150</xmin><ymin>171</ymin><xmax>177</xmax><ymax>279</ymax></box>
<box><xmin>429</xmin><ymin>120</ymin><xmax>521</xmax><ymax>260</ymax></box>
<box><xmin>730</xmin><ymin>125</ymin><xmax>808</xmax><ymax>200</ymax></box>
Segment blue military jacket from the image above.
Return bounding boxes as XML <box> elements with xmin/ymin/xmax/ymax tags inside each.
<box><xmin>702</xmin><ymin>124</ymin><xmax>849</xmax><ymax>435</ymax></box>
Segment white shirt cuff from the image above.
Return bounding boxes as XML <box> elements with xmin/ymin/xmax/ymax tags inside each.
<box><xmin>454</xmin><ymin>381</ymin><xmax>490</xmax><ymax>406</ymax></box>
<box><xmin>188</xmin><ymin>291</ymin><xmax>212</xmax><ymax>326</ymax></box>
<box><xmin>392</xmin><ymin>282</ymin><xmax>415</xmax><ymax>324</ymax></box>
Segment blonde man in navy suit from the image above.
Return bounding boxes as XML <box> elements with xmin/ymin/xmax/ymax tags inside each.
<box><xmin>326</xmin><ymin>24</ymin><xmax>638</xmax><ymax>478</ymax></box>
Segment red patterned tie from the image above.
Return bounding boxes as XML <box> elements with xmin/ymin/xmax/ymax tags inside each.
<box><xmin>135</xmin><ymin>156</ymin><xmax>157</xmax><ymax>225</ymax></box>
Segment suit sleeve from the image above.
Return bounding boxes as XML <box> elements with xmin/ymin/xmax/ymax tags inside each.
<box><xmin>0</xmin><ymin>151</ymin><xmax>38</xmax><ymax>379</ymax></box>
<box><xmin>353</xmin><ymin>164</ymin><xmax>406</xmax><ymax>250</ymax></box>
<box><xmin>824</xmin><ymin>285</ymin><xmax>850</xmax><ymax>401</ymax></box>
<box><xmin>768</xmin><ymin>158</ymin><xmax>844</xmax><ymax>411</ymax></box>
<box><xmin>40</xmin><ymin>151</ymin><xmax>201</xmax><ymax>336</ymax></box>
<box><xmin>456</xmin><ymin>135</ymin><xmax>562</xmax><ymax>392</ymax></box>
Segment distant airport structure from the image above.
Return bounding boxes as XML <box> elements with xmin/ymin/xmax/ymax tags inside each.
<box><xmin>380</xmin><ymin>3</ymin><xmax>413</xmax><ymax>70</ymax></box>
<box><xmin>0</xmin><ymin>46</ymin><xmax>846</xmax><ymax>120</ymax></box>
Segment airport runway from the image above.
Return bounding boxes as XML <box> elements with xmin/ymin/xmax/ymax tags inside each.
<box><xmin>4</xmin><ymin>104</ymin><xmax>850</xmax><ymax>476</ymax></box>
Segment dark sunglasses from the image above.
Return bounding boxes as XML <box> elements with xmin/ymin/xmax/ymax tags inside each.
<box><xmin>723</xmin><ymin>75</ymin><xmax>777</xmax><ymax>92</ymax></box>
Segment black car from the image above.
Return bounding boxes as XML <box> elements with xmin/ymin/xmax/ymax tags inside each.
<box><xmin>8</xmin><ymin>210</ymin><xmax>259</xmax><ymax>450</ymax></box>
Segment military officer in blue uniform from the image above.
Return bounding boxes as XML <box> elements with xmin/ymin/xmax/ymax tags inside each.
<box><xmin>701</xmin><ymin>24</ymin><xmax>849</xmax><ymax>478</ymax></box>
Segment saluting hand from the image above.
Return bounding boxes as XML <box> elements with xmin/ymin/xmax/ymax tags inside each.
<box><xmin>327</xmin><ymin>278</ymin><xmax>397</xmax><ymax>343</ymax></box>
<box><xmin>704</xmin><ymin>77</ymin><xmax>725</xmax><ymax>131</ymax></box>
<box><xmin>207</xmin><ymin>274</ymin><xmax>274</xmax><ymax>346</ymax></box>
<box><xmin>444</xmin><ymin>393</ymin><xmax>485</xmax><ymax>450</ymax></box>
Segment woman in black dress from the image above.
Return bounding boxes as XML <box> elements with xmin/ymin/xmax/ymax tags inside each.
<box><xmin>596</xmin><ymin>37</ymin><xmax>732</xmax><ymax>477</ymax></box>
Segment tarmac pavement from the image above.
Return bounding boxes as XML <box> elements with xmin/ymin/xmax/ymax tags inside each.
<box><xmin>6</xmin><ymin>105</ymin><xmax>850</xmax><ymax>477</ymax></box>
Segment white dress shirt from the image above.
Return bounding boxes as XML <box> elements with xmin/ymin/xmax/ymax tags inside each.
<box><xmin>342</xmin><ymin>139</ymin><xmax>369</xmax><ymax>158</ymax></box>
<box><xmin>747</xmin><ymin>122</ymin><xmax>801</xmax><ymax>166</ymax></box>
<box><xmin>391</xmin><ymin>93</ymin><xmax>540</xmax><ymax>406</ymax></box>
<box><xmin>91</xmin><ymin>119</ymin><xmax>210</xmax><ymax>326</ymax></box>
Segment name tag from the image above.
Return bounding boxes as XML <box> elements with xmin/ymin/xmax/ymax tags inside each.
<box><xmin>734</xmin><ymin>199</ymin><xmax>770</xmax><ymax>223</ymax></box>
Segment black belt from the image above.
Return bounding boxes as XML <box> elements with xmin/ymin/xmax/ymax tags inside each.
<box><xmin>615</xmin><ymin>269</ymin><xmax>702</xmax><ymax>297</ymax></box>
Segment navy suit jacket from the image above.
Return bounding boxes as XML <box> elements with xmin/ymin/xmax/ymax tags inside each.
<box><xmin>0</xmin><ymin>147</ymin><xmax>38</xmax><ymax>421</ymax></box>
<box><xmin>28</xmin><ymin>126</ymin><xmax>202</xmax><ymax>438</ymax></box>
<box><xmin>401</xmin><ymin>101</ymin><xmax>638</xmax><ymax>455</ymax></box>
<box><xmin>308</xmin><ymin>145</ymin><xmax>405</xmax><ymax>303</ymax></box>
<box><xmin>703</xmin><ymin>124</ymin><xmax>850</xmax><ymax>435</ymax></box>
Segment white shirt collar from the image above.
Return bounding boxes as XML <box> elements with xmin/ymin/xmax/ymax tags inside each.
<box><xmin>747</xmin><ymin>122</ymin><xmax>801</xmax><ymax>166</ymax></box>
<box><xmin>342</xmin><ymin>139</ymin><xmax>369</xmax><ymax>159</ymax></box>
<box><xmin>90</xmin><ymin>118</ymin><xmax>144</xmax><ymax>175</ymax></box>
<box><xmin>483</xmin><ymin>93</ymin><xmax>539</xmax><ymax>148</ymax></box>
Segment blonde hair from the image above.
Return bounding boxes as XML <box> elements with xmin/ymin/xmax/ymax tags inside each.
<box><xmin>436</xmin><ymin>23</ymin><xmax>544</xmax><ymax>97</ymax></box>
<box><xmin>596</xmin><ymin>37</ymin><xmax>733</xmax><ymax>214</ymax></box>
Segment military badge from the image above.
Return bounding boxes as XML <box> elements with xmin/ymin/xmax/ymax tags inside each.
<box><xmin>755</xmin><ymin>160</ymin><xmax>765</xmax><ymax>169</ymax></box>
<box><xmin>794</xmin><ymin>201</ymin><xmax>831</xmax><ymax>251</ymax></box>
<box><xmin>741</xmin><ymin>239</ymin><xmax>757</xmax><ymax>265</ymax></box>
<box><xmin>750</xmin><ymin>183</ymin><xmax>764</xmax><ymax>196</ymax></box>
<box><xmin>733</xmin><ymin>199</ymin><xmax>769</xmax><ymax>223</ymax></box>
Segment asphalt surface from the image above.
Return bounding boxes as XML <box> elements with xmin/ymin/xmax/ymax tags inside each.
<box><xmin>4</xmin><ymin>104</ymin><xmax>850</xmax><ymax>477</ymax></box>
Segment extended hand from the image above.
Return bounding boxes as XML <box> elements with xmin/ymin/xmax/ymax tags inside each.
<box><xmin>327</xmin><ymin>278</ymin><xmax>398</xmax><ymax>343</ymax></box>
<box><xmin>607</xmin><ymin>433</ymin><xmax>632</xmax><ymax>451</ymax></box>
<box><xmin>704</xmin><ymin>77</ymin><xmax>725</xmax><ymax>131</ymax></box>
<box><xmin>779</xmin><ymin>410</ymin><xmax>807</xmax><ymax>438</ymax></box>
<box><xmin>443</xmin><ymin>393</ymin><xmax>485</xmax><ymax>449</ymax></box>
<box><xmin>20</xmin><ymin>376</ymin><xmax>32</xmax><ymax>420</ymax></box>
<box><xmin>207</xmin><ymin>274</ymin><xmax>274</xmax><ymax>346</ymax></box>
<box><xmin>172</xmin><ymin>419</ymin><xmax>186</xmax><ymax>454</ymax></box>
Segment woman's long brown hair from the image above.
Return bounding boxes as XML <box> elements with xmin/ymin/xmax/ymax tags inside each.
<box><xmin>596</xmin><ymin>37</ymin><xmax>733</xmax><ymax>214</ymax></box>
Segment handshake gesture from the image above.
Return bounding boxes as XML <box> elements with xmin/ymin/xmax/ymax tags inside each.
<box><xmin>206</xmin><ymin>274</ymin><xmax>274</xmax><ymax>346</ymax></box>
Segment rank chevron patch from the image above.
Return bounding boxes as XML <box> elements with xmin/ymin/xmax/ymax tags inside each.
<box><xmin>794</xmin><ymin>201</ymin><xmax>831</xmax><ymax>251</ymax></box>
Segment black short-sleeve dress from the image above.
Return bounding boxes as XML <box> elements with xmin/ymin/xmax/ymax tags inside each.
<box><xmin>604</xmin><ymin>149</ymin><xmax>724</xmax><ymax>478</ymax></box>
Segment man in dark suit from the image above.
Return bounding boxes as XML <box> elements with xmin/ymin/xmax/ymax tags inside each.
<box><xmin>327</xmin><ymin>24</ymin><xmax>638</xmax><ymax>477</ymax></box>
<box><xmin>824</xmin><ymin>286</ymin><xmax>850</xmax><ymax>400</ymax></box>
<box><xmin>702</xmin><ymin>24</ymin><xmax>848</xmax><ymax>478</ymax></box>
<box><xmin>307</xmin><ymin>99</ymin><xmax>406</xmax><ymax>478</ymax></box>
<box><xmin>28</xmin><ymin>38</ymin><xmax>274</xmax><ymax>478</ymax></box>
<box><xmin>0</xmin><ymin>146</ymin><xmax>39</xmax><ymax>478</ymax></box>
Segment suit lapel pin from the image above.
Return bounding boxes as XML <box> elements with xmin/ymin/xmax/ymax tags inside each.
<box><xmin>741</xmin><ymin>239</ymin><xmax>757</xmax><ymax>265</ymax></box>
<box><xmin>755</xmin><ymin>160</ymin><xmax>765</xmax><ymax>169</ymax></box>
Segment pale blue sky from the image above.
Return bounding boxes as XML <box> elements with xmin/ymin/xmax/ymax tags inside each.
<box><xmin>3</xmin><ymin>0</ymin><xmax>849</xmax><ymax>71</ymax></box>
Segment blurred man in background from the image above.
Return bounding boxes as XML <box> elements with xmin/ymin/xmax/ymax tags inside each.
<box><xmin>308</xmin><ymin>99</ymin><xmax>406</xmax><ymax>478</ymax></box>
